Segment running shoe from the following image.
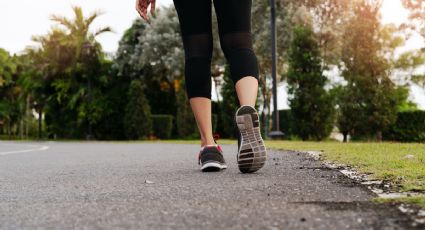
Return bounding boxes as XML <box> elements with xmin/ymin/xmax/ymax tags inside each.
<box><xmin>235</xmin><ymin>105</ymin><xmax>267</xmax><ymax>173</ymax></box>
<box><xmin>198</xmin><ymin>143</ymin><xmax>227</xmax><ymax>172</ymax></box>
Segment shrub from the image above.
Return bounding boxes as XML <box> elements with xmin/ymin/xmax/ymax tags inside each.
<box><xmin>383</xmin><ymin>110</ymin><xmax>425</xmax><ymax>142</ymax></box>
<box><xmin>219</xmin><ymin>65</ymin><xmax>239</xmax><ymax>138</ymax></box>
<box><xmin>286</xmin><ymin>26</ymin><xmax>336</xmax><ymax>140</ymax></box>
<box><xmin>175</xmin><ymin>84</ymin><xmax>198</xmax><ymax>137</ymax></box>
<box><xmin>124</xmin><ymin>79</ymin><xmax>152</xmax><ymax>140</ymax></box>
<box><xmin>151</xmin><ymin>114</ymin><xmax>174</xmax><ymax>139</ymax></box>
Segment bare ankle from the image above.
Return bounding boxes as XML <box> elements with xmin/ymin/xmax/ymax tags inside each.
<box><xmin>201</xmin><ymin>138</ymin><xmax>216</xmax><ymax>147</ymax></box>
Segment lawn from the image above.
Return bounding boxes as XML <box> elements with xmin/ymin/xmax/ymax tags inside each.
<box><xmin>161</xmin><ymin>139</ymin><xmax>425</xmax><ymax>208</ymax></box>
<box><xmin>265</xmin><ymin>140</ymin><xmax>425</xmax><ymax>192</ymax></box>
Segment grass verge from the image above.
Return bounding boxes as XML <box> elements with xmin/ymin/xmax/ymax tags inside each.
<box><xmin>266</xmin><ymin>140</ymin><xmax>425</xmax><ymax>209</ymax></box>
<box><xmin>372</xmin><ymin>196</ymin><xmax>425</xmax><ymax>208</ymax></box>
<box><xmin>162</xmin><ymin>139</ymin><xmax>425</xmax><ymax>208</ymax></box>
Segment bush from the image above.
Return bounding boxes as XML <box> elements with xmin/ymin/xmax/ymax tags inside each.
<box><xmin>151</xmin><ymin>114</ymin><xmax>174</xmax><ymax>139</ymax></box>
<box><xmin>383</xmin><ymin>110</ymin><xmax>425</xmax><ymax>142</ymax></box>
<box><xmin>286</xmin><ymin>26</ymin><xmax>336</xmax><ymax>140</ymax></box>
<box><xmin>175</xmin><ymin>85</ymin><xmax>198</xmax><ymax>138</ymax></box>
<box><xmin>219</xmin><ymin>64</ymin><xmax>239</xmax><ymax>138</ymax></box>
<box><xmin>124</xmin><ymin>79</ymin><xmax>152</xmax><ymax>140</ymax></box>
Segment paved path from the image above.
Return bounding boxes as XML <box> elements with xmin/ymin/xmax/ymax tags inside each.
<box><xmin>0</xmin><ymin>141</ymin><xmax>421</xmax><ymax>229</ymax></box>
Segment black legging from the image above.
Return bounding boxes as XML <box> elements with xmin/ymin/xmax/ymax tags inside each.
<box><xmin>173</xmin><ymin>0</ymin><xmax>260</xmax><ymax>99</ymax></box>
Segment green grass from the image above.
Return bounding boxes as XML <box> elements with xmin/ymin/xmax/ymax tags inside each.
<box><xmin>265</xmin><ymin>140</ymin><xmax>425</xmax><ymax>209</ymax></box>
<box><xmin>265</xmin><ymin>140</ymin><xmax>425</xmax><ymax>192</ymax></box>
<box><xmin>161</xmin><ymin>139</ymin><xmax>425</xmax><ymax>208</ymax></box>
<box><xmin>372</xmin><ymin>196</ymin><xmax>425</xmax><ymax>208</ymax></box>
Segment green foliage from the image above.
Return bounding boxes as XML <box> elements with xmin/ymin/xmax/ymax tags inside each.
<box><xmin>383</xmin><ymin>110</ymin><xmax>425</xmax><ymax>142</ymax></box>
<box><xmin>114</xmin><ymin>7</ymin><xmax>182</xmax><ymax>138</ymax></box>
<box><xmin>175</xmin><ymin>84</ymin><xmax>197</xmax><ymax>138</ymax></box>
<box><xmin>287</xmin><ymin>25</ymin><xmax>336</xmax><ymax>141</ymax></box>
<box><xmin>219</xmin><ymin>65</ymin><xmax>239</xmax><ymax>138</ymax></box>
<box><xmin>267</xmin><ymin>140</ymin><xmax>425</xmax><ymax>191</ymax></box>
<box><xmin>338</xmin><ymin>0</ymin><xmax>405</xmax><ymax>141</ymax></box>
<box><xmin>27</xmin><ymin>6</ymin><xmax>113</xmax><ymax>139</ymax></box>
<box><xmin>402</xmin><ymin>0</ymin><xmax>425</xmax><ymax>39</ymax></box>
<box><xmin>124</xmin><ymin>80</ymin><xmax>152</xmax><ymax>140</ymax></box>
<box><xmin>151</xmin><ymin>114</ymin><xmax>174</xmax><ymax>139</ymax></box>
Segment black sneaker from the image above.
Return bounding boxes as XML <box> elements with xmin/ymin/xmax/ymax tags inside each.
<box><xmin>198</xmin><ymin>145</ymin><xmax>227</xmax><ymax>172</ymax></box>
<box><xmin>235</xmin><ymin>105</ymin><xmax>267</xmax><ymax>173</ymax></box>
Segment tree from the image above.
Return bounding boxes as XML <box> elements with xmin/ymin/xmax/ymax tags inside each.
<box><xmin>116</xmin><ymin>6</ymin><xmax>184</xmax><ymax>130</ymax></box>
<box><xmin>0</xmin><ymin>49</ymin><xmax>18</xmax><ymax>137</ymax></box>
<box><xmin>30</xmin><ymin>6</ymin><xmax>112</xmax><ymax>139</ymax></box>
<box><xmin>175</xmin><ymin>80</ymin><xmax>198</xmax><ymax>138</ymax></box>
<box><xmin>401</xmin><ymin>0</ymin><xmax>425</xmax><ymax>91</ymax></box>
<box><xmin>287</xmin><ymin>25</ymin><xmax>335</xmax><ymax>141</ymax></box>
<box><xmin>124</xmin><ymin>79</ymin><xmax>152</xmax><ymax>139</ymax></box>
<box><xmin>339</xmin><ymin>0</ymin><xmax>404</xmax><ymax>141</ymax></box>
<box><xmin>402</xmin><ymin>0</ymin><xmax>425</xmax><ymax>39</ymax></box>
<box><xmin>219</xmin><ymin>65</ymin><xmax>239</xmax><ymax>138</ymax></box>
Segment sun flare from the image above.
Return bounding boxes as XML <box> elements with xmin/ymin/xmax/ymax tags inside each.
<box><xmin>380</xmin><ymin>0</ymin><xmax>409</xmax><ymax>25</ymax></box>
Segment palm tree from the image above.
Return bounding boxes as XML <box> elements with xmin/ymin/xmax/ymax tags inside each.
<box><xmin>28</xmin><ymin>6</ymin><xmax>112</xmax><ymax>139</ymax></box>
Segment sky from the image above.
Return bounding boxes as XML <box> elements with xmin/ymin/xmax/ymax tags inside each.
<box><xmin>1</xmin><ymin>0</ymin><xmax>424</xmax><ymax>108</ymax></box>
<box><xmin>0</xmin><ymin>0</ymin><xmax>173</xmax><ymax>54</ymax></box>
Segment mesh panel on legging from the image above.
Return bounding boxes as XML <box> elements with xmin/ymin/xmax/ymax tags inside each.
<box><xmin>181</xmin><ymin>33</ymin><xmax>213</xmax><ymax>99</ymax></box>
<box><xmin>219</xmin><ymin>32</ymin><xmax>259</xmax><ymax>86</ymax></box>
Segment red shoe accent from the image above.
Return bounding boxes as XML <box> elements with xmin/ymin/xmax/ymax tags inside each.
<box><xmin>213</xmin><ymin>133</ymin><xmax>220</xmax><ymax>144</ymax></box>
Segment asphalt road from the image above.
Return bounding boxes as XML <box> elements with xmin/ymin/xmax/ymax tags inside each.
<box><xmin>0</xmin><ymin>141</ymin><xmax>421</xmax><ymax>229</ymax></box>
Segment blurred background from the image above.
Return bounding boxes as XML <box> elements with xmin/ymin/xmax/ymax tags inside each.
<box><xmin>1</xmin><ymin>0</ymin><xmax>424</xmax><ymax>142</ymax></box>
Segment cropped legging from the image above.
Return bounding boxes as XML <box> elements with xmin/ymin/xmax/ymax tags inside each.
<box><xmin>173</xmin><ymin>0</ymin><xmax>260</xmax><ymax>99</ymax></box>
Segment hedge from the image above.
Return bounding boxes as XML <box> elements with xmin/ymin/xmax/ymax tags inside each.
<box><xmin>383</xmin><ymin>110</ymin><xmax>425</xmax><ymax>142</ymax></box>
<box><xmin>151</xmin><ymin>114</ymin><xmax>174</xmax><ymax>139</ymax></box>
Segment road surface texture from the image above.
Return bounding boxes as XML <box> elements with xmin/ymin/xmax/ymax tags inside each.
<box><xmin>0</xmin><ymin>141</ymin><xmax>422</xmax><ymax>229</ymax></box>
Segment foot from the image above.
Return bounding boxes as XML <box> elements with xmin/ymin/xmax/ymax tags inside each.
<box><xmin>235</xmin><ymin>105</ymin><xmax>267</xmax><ymax>173</ymax></box>
<box><xmin>198</xmin><ymin>145</ymin><xmax>227</xmax><ymax>172</ymax></box>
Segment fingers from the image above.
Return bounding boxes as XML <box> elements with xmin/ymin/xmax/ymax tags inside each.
<box><xmin>150</xmin><ymin>0</ymin><xmax>156</xmax><ymax>16</ymax></box>
<box><xmin>135</xmin><ymin>0</ymin><xmax>149</xmax><ymax>22</ymax></box>
<box><xmin>135</xmin><ymin>0</ymin><xmax>145</xmax><ymax>19</ymax></box>
<box><xmin>135</xmin><ymin>0</ymin><xmax>154</xmax><ymax>24</ymax></box>
<box><xmin>142</xmin><ymin>0</ymin><xmax>149</xmax><ymax>20</ymax></box>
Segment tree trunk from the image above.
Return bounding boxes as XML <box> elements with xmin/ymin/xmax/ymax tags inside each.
<box><xmin>7</xmin><ymin>120</ymin><xmax>11</xmax><ymax>139</ymax></box>
<box><xmin>38</xmin><ymin>108</ymin><xmax>43</xmax><ymax>140</ymax></box>
<box><xmin>25</xmin><ymin>96</ymin><xmax>30</xmax><ymax>137</ymax></box>
<box><xmin>19</xmin><ymin>119</ymin><xmax>23</xmax><ymax>139</ymax></box>
<box><xmin>376</xmin><ymin>130</ymin><xmax>382</xmax><ymax>142</ymax></box>
<box><xmin>343</xmin><ymin>132</ymin><xmax>348</xmax><ymax>143</ymax></box>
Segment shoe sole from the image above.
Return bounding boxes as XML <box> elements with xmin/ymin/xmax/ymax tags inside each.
<box><xmin>201</xmin><ymin>162</ymin><xmax>228</xmax><ymax>172</ymax></box>
<box><xmin>235</xmin><ymin>105</ymin><xmax>267</xmax><ymax>173</ymax></box>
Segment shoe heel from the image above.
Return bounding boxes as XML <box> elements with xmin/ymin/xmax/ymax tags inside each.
<box><xmin>235</xmin><ymin>105</ymin><xmax>267</xmax><ymax>173</ymax></box>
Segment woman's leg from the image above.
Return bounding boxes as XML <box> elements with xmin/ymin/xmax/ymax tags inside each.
<box><xmin>173</xmin><ymin>0</ymin><xmax>215</xmax><ymax>147</ymax></box>
<box><xmin>235</xmin><ymin>77</ymin><xmax>258</xmax><ymax>107</ymax></box>
<box><xmin>213</xmin><ymin>0</ymin><xmax>260</xmax><ymax>107</ymax></box>
<box><xmin>190</xmin><ymin>98</ymin><xmax>215</xmax><ymax>146</ymax></box>
<box><xmin>214</xmin><ymin>0</ymin><xmax>266</xmax><ymax>173</ymax></box>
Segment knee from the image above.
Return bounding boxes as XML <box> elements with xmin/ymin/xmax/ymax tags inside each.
<box><xmin>182</xmin><ymin>33</ymin><xmax>213</xmax><ymax>100</ymax></box>
<box><xmin>220</xmin><ymin>32</ymin><xmax>259</xmax><ymax>86</ymax></box>
<box><xmin>225</xmin><ymin>48</ymin><xmax>259</xmax><ymax>86</ymax></box>
<box><xmin>184</xmin><ymin>57</ymin><xmax>212</xmax><ymax>99</ymax></box>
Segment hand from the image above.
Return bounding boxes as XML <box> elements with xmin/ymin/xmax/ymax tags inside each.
<box><xmin>136</xmin><ymin>0</ymin><xmax>156</xmax><ymax>23</ymax></box>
